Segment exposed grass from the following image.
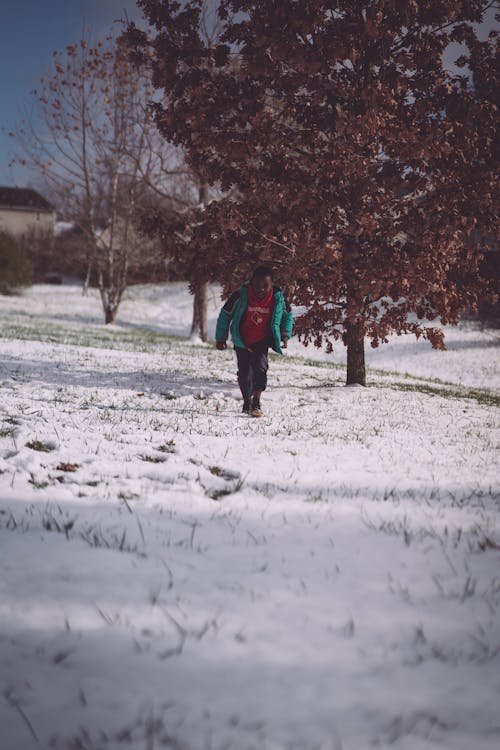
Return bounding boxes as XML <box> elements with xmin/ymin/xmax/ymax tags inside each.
<box><xmin>26</xmin><ymin>440</ymin><xmax>55</xmax><ymax>453</ymax></box>
<box><xmin>283</xmin><ymin>352</ymin><xmax>499</xmax><ymax>407</ymax></box>
<box><xmin>0</xmin><ymin>318</ymin><xmax>177</xmax><ymax>353</ymax></box>
<box><xmin>379</xmin><ymin>381</ymin><xmax>500</xmax><ymax>408</ymax></box>
<box><xmin>0</xmin><ymin>427</ymin><xmax>16</xmax><ymax>438</ymax></box>
<box><xmin>1</xmin><ymin>314</ymin><xmax>497</xmax><ymax>407</ymax></box>
<box><xmin>157</xmin><ymin>440</ymin><xmax>176</xmax><ymax>454</ymax></box>
<box><xmin>138</xmin><ymin>454</ymin><xmax>167</xmax><ymax>464</ymax></box>
<box><xmin>208</xmin><ymin>465</ymin><xmax>241</xmax><ymax>481</ymax></box>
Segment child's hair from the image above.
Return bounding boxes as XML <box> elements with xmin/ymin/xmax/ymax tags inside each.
<box><xmin>252</xmin><ymin>265</ymin><xmax>274</xmax><ymax>280</ymax></box>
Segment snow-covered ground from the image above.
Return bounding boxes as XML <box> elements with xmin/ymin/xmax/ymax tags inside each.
<box><xmin>0</xmin><ymin>283</ymin><xmax>499</xmax><ymax>750</ymax></box>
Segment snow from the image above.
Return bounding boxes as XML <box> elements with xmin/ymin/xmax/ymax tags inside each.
<box><xmin>293</xmin><ymin>323</ymin><xmax>499</xmax><ymax>392</ymax></box>
<box><xmin>54</xmin><ymin>221</ymin><xmax>75</xmax><ymax>237</ymax></box>
<box><xmin>0</xmin><ymin>283</ymin><xmax>499</xmax><ymax>750</ymax></box>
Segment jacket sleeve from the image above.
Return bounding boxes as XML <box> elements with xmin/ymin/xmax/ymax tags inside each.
<box><xmin>280</xmin><ymin>296</ymin><xmax>293</xmax><ymax>339</ymax></box>
<box><xmin>215</xmin><ymin>291</ymin><xmax>239</xmax><ymax>342</ymax></box>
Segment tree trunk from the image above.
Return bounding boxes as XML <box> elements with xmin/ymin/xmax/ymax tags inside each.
<box><xmin>191</xmin><ymin>282</ymin><xmax>208</xmax><ymax>341</ymax></box>
<box><xmin>345</xmin><ymin>321</ymin><xmax>366</xmax><ymax>386</ymax></box>
<box><xmin>104</xmin><ymin>306</ymin><xmax>117</xmax><ymax>324</ymax></box>
<box><xmin>99</xmin><ymin>277</ymin><xmax>120</xmax><ymax>325</ymax></box>
<box><xmin>82</xmin><ymin>261</ymin><xmax>92</xmax><ymax>296</ymax></box>
<box><xmin>189</xmin><ymin>182</ymin><xmax>209</xmax><ymax>342</ymax></box>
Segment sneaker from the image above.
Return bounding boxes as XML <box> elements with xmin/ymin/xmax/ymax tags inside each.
<box><xmin>250</xmin><ymin>399</ymin><xmax>263</xmax><ymax>417</ymax></box>
<box><xmin>242</xmin><ymin>399</ymin><xmax>251</xmax><ymax>414</ymax></box>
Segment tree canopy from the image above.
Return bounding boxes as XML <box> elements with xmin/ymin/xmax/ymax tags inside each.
<box><xmin>125</xmin><ymin>0</ymin><xmax>498</xmax><ymax>383</ymax></box>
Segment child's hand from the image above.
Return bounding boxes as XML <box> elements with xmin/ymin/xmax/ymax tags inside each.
<box><xmin>216</xmin><ymin>340</ymin><xmax>227</xmax><ymax>350</ymax></box>
<box><xmin>281</xmin><ymin>336</ymin><xmax>288</xmax><ymax>348</ymax></box>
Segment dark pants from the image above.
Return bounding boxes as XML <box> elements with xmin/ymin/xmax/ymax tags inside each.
<box><xmin>235</xmin><ymin>341</ymin><xmax>269</xmax><ymax>402</ymax></box>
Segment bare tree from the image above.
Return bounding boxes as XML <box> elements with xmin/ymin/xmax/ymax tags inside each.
<box><xmin>14</xmin><ymin>33</ymin><xmax>193</xmax><ymax>323</ymax></box>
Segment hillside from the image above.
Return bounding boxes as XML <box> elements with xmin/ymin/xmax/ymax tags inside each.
<box><xmin>1</xmin><ymin>284</ymin><xmax>499</xmax><ymax>750</ymax></box>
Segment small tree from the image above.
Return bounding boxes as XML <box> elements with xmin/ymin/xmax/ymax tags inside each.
<box><xmin>14</xmin><ymin>33</ymin><xmax>191</xmax><ymax>323</ymax></box>
<box><xmin>126</xmin><ymin>0</ymin><xmax>497</xmax><ymax>383</ymax></box>
<box><xmin>0</xmin><ymin>233</ymin><xmax>32</xmax><ymax>295</ymax></box>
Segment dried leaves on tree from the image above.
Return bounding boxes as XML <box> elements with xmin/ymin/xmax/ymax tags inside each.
<box><xmin>126</xmin><ymin>1</ymin><xmax>497</xmax><ymax>382</ymax></box>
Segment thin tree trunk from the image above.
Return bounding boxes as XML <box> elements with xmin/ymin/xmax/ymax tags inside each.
<box><xmin>345</xmin><ymin>321</ymin><xmax>366</xmax><ymax>386</ymax></box>
<box><xmin>190</xmin><ymin>182</ymin><xmax>209</xmax><ymax>342</ymax></box>
<box><xmin>191</xmin><ymin>282</ymin><xmax>208</xmax><ymax>341</ymax></box>
<box><xmin>83</xmin><ymin>261</ymin><xmax>92</xmax><ymax>296</ymax></box>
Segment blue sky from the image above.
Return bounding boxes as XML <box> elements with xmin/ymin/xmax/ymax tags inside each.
<box><xmin>1</xmin><ymin>2</ymin><xmax>496</xmax><ymax>189</ymax></box>
<box><xmin>0</xmin><ymin>0</ymin><xmax>140</xmax><ymax>185</ymax></box>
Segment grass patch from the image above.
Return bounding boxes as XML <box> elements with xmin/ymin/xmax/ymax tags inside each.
<box><xmin>380</xmin><ymin>381</ymin><xmax>500</xmax><ymax>408</ymax></box>
<box><xmin>26</xmin><ymin>440</ymin><xmax>55</xmax><ymax>452</ymax></box>
<box><xmin>205</xmin><ymin>474</ymin><xmax>245</xmax><ymax>501</ymax></box>
<box><xmin>157</xmin><ymin>441</ymin><xmax>176</xmax><ymax>454</ymax></box>
<box><xmin>0</xmin><ymin>318</ymin><xmax>177</xmax><ymax>354</ymax></box>
<box><xmin>275</xmin><ymin>351</ymin><xmax>498</xmax><ymax>407</ymax></box>
<box><xmin>208</xmin><ymin>465</ymin><xmax>241</xmax><ymax>481</ymax></box>
<box><xmin>138</xmin><ymin>454</ymin><xmax>167</xmax><ymax>464</ymax></box>
<box><xmin>28</xmin><ymin>475</ymin><xmax>51</xmax><ymax>490</ymax></box>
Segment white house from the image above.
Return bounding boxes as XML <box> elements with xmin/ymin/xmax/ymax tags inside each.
<box><xmin>0</xmin><ymin>186</ymin><xmax>56</xmax><ymax>238</ymax></box>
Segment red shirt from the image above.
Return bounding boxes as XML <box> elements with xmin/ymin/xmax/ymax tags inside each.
<box><xmin>240</xmin><ymin>285</ymin><xmax>274</xmax><ymax>346</ymax></box>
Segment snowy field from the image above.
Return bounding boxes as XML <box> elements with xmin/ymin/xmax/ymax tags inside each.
<box><xmin>0</xmin><ymin>283</ymin><xmax>499</xmax><ymax>750</ymax></box>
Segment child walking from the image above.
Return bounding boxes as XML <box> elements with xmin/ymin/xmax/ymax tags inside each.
<box><xmin>215</xmin><ymin>266</ymin><xmax>293</xmax><ymax>417</ymax></box>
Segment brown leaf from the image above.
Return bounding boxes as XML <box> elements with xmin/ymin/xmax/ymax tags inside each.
<box><xmin>56</xmin><ymin>463</ymin><xmax>79</xmax><ymax>472</ymax></box>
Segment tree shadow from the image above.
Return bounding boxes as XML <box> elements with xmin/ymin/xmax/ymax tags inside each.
<box><xmin>0</xmin><ymin>353</ymin><xmax>234</xmax><ymax>399</ymax></box>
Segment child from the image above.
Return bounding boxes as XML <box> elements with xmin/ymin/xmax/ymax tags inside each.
<box><xmin>215</xmin><ymin>266</ymin><xmax>293</xmax><ymax>416</ymax></box>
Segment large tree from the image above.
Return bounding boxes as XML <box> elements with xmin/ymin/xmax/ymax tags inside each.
<box><xmin>14</xmin><ymin>34</ymin><xmax>193</xmax><ymax>323</ymax></box>
<box><xmin>126</xmin><ymin>0</ymin><xmax>497</xmax><ymax>383</ymax></box>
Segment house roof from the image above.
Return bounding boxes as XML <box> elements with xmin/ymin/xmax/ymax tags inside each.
<box><xmin>0</xmin><ymin>186</ymin><xmax>54</xmax><ymax>213</ymax></box>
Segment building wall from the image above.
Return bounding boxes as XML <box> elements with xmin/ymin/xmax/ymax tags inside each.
<box><xmin>0</xmin><ymin>208</ymin><xmax>55</xmax><ymax>238</ymax></box>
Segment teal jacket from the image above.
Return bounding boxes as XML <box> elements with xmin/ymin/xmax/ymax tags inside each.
<box><xmin>216</xmin><ymin>283</ymin><xmax>293</xmax><ymax>354</ymax></box>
